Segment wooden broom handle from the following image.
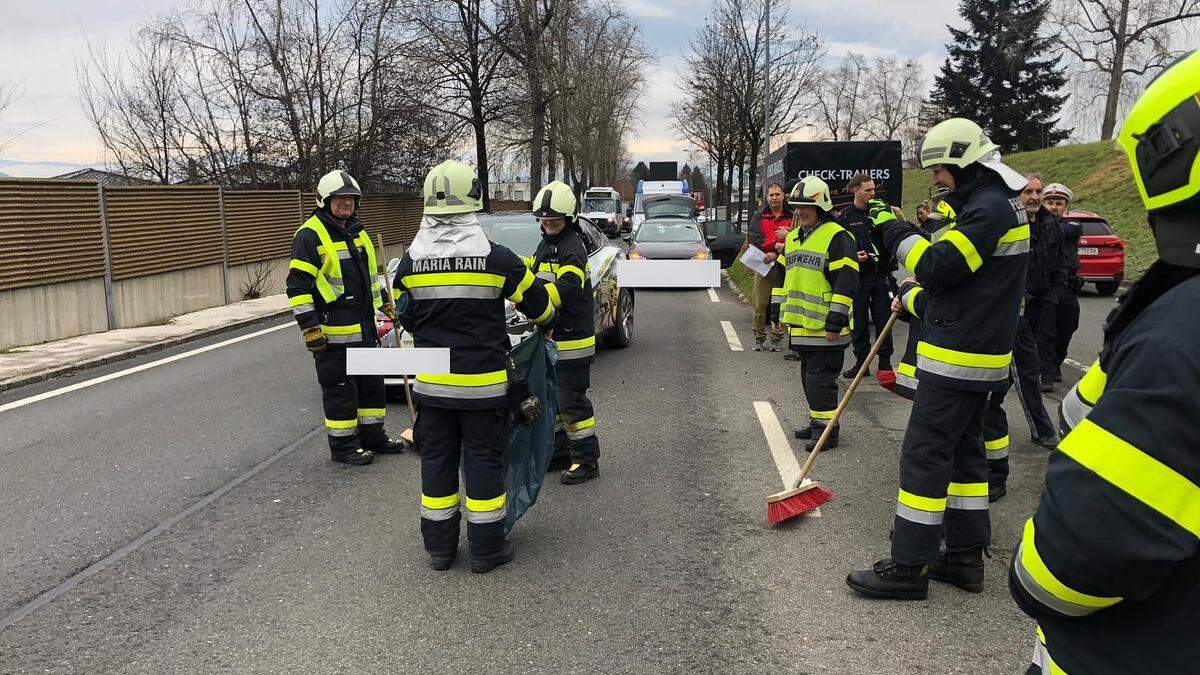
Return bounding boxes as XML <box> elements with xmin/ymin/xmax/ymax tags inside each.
<box><xmin>795</xmin><ymin>312</ymin><xmax>900</xmax><ymax>488</ymax></box>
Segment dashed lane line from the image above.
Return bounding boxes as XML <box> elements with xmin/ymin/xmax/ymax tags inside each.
<box><xmin>0</xmin><ymin>322</ymin><xmax>293</xmax><ymax>414</ymax></box>
<box><xmin>753</xmin><ymin>401</ymin><xmax>821</xmax><ymax>517</ymax></box>
<box><xmin>1064</xmin><ymin>358</ymin><xmax>1089</xmax><ymax>373</ymax></box>
<box><xmin>721</xmin><ymin>321</ymin><xmax>743</xmax><ymax>351</ymax></box>
<box><xmin>707</xmin><ymin>288</ymin><xmax>720</xmax><ymax>303</ymax></box>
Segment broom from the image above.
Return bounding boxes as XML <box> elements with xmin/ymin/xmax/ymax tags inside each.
<box><xmin>766</xmin><ymin>312</ymin><xmax>900</xmax><ymax>525</ymax></box>
<box><xmin>376</xmin><ymin>235</ymin><xmax>417</xmax><ymax>450</ymax></box>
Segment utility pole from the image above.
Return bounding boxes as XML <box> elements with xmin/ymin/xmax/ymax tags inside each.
<box><xmin>762</xmin><ymin>0</ymin><xmax>771</xmax><ymax>200</ymax></box>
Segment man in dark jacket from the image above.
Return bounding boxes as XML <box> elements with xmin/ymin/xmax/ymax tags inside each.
<box><xmin>847</xmin><ymin>117</ymin><xmax>1029</xmax><ymax>600</ymax></box>
<box><xmin>530</xmin><ymin>181</ymin><xmax>600</xmax><ymax>485</ymax></box>
<box><xmin>837</xmin><ymin>173</ymin><xmax>895</xmax><ymax>376</ymax></box>
<box><xmin>1041</xmin><ymin>182</ymin><xmax>1081</xmax><ymax>385</ymax></box>
<box><xmin>746</xmin><ymin>183</ymin><xmax>791</xmax><ymax>351</ymax></box>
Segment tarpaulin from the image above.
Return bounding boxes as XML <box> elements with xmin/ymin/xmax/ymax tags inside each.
<box><xmin>504</xmin><ymin>333</ymin><xmax>558</xmax><ymax>534</ymax></box>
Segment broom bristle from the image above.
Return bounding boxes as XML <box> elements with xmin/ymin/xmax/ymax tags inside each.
<box><xmin>766</xmin><ymin>485</ymin><xmax>834</xmax><ymax>525</ymax></box>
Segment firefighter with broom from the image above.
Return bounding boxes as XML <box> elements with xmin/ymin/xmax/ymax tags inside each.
<box><xmin>777</xmin><ymin>176</ymin><xmax>859</xmax><ymax>451</ymax></box>
<box><xmin>391</xmin><ymin>160</ymin><xmax>557</xmax><ymax>573</ymax></box>
<box><xmin>1009</xmin><ymin>51</ymin><xmax>1200</xmax><ymax>674</ymax></box>
<box><xmin>846</xmin><ymin>118</ymin><xmax>1031</xmax><ymax>600</ymax></box>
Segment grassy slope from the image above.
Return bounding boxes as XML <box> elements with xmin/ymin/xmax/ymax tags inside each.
<box><xmin>902</xmin><ymin>141</ymin><xmax>1154</xmax><ymax>277</ymax></box>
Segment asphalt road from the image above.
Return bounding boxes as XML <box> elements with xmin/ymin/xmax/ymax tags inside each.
<box><xmin>0</xmin><ymin>279</ymin><xmax>1110</xmax><ymax>673</ymax></box>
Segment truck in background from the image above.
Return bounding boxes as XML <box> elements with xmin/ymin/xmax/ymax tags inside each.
<box><xmin>581</xmin><ymin>186</ymin><xmax>626</xmax><ymax>237</ymax></box>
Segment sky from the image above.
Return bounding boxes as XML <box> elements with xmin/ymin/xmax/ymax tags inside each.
<box><xmin>0</xmin><ymin>0</ymin><xmax>963</xmax><ymax>177</ymax></box>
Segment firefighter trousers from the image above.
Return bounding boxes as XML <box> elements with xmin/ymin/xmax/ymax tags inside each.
<box><xmin>555</xmin><ymin>364</ymin><xmax>599</xmax><ymax>465</ymax></box>
<box><xmin>984</xmin><ymin>387</ymin><xmax>1011</xmax><ymax>487</ymax></box>
<box><xmin>415</xmin><ymin>405</ymin><xmax>510</xmax><ymax>558</ymax></box>
<box><xmin>798</xmin><ymin>348</ymin><xmax>843</xmax><ymax>433</ymax></box>
<box><xmin>892</xmin><ymin>380</ymin><xmax>990</xmax><ymax>566</ymax></box>
<box><xmin>851</xmin><ymin>275</ymin><xmax>895</xmax><ymax>361</ymax></box>
<box><xmin>1012</xmin><ymin>305</ymin><xmax>1057</xmax><ymax>440</ymax></box>
<box><xmin>312</xmin><ymin>347</ymin><xmax>389</xmax><ymax>456</ymax></box>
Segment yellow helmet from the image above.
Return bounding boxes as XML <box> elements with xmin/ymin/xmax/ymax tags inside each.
<box><xmin>423</xmin><ymin>160</ymin><xmax>483</xmax><ymax>215</ymax></box>
<box><xmin>787</xmin><ymin>175</ymin><xmax>832</xmax><ymax>213</ymax></box>
<box><xmin>1117</xmin><ymin>51</ymin><xmax>1200</xmax><ymax>213</ymax></box>
<box><xmin>532</xmin><ymin>181</ymin><xmax>578</xmax><ymax>220</ymax></box>
<box><xmin>919</xmin><ymin>118</ymin><xmax>1000</xmax><ymax>169</ymax></box>
<box><xmin>315</xmin><ymin>170</ymin><xmax>361</xmax><ymax>209</ymax></box>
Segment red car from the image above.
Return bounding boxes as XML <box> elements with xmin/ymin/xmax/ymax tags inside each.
<box><xmin>1067</xmin><ymin>210</ymin><xmax>1125</xmax><ymax>296</ymax></box>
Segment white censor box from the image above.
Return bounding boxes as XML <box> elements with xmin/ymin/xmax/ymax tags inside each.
<box><xmin>615</xmin><ymin>259</ymin><xmax>721</xmax><ymax>288</ymax></box>
<box><xmin>345</xmin><ymin>347</ymin><xmax>450</xmax><ymax>376</ymax></box>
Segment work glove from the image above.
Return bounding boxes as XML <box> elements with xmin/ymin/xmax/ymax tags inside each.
<box><xmin>867</xmin><ymin>199</ymin><xmax>897</xmax><ymax>226</ymax></box>
<box><xmin>379</xmin><ymin>302</ymin><xmax>398</xmax><ymax>321</ymax></box>
<box><xmin>302</xmin><ymin>327</ymin><xmax>327</xmax><ymax>353</ymax></box>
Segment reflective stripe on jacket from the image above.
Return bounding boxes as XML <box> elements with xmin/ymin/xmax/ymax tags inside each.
<box><xmin>780</xmin><ymin>219</ymin><xmax>859</xmax><ymax>349</ymax></box>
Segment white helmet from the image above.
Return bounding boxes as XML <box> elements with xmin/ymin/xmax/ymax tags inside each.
<box><xmin>787</xmin><ymin>175</ymin><xmax>833</xmax><ymax>213</ymax></box>
<box><xmin>423</xmin><ymin>160</ymin><xmax>483</xmax><ymax>215</ymax></box>
<box><xmin>1043</xmin><ymin>183</ymin><xmax>1074</xmax><ymax>202</ymax></box>
<box><xmin>315</xmin><ymin>170</ymin><xmax>362</xmax><ymax>209</ymax></box>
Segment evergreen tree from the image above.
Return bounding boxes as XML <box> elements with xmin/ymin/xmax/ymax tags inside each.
<box><xmin>931</xmin><ymin>0</ymin><xmax>1070</xmax><ymax>153</ymax></box>
<box><xmin>630</xmin><ymin>161</ymin><xmax>650</xmax><ymax>182</ymax></box>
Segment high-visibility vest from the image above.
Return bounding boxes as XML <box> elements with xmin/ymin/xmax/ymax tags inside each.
<box><xmin>292</xmin><ymin>215</ymin><xmax>382</xmax><ymax>310</ymax></box>
<box><xmin>781</xmin><ymin>220</ymin><xmax>853</xmax><ymax>347</ymax></box>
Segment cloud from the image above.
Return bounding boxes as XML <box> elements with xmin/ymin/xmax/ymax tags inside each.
<box><xmin>619</xmin><ymin>0</ymin><xmax>678</xmax><ymax>19</ymax></box>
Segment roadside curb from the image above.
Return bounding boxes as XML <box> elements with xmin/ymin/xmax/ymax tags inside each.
<box><xmin>0</xmin><ymin>310</ymin><xmax>292</xmax><ymax>394</ymax></box>
<box><xmin>722</xmin><ymin>270</ymin><xmax>751</xmax><ymax>305</ymax></box>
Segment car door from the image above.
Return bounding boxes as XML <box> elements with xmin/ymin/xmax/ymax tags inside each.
<box><xmin>578</xmin><ymin>218</ymin><xmax>618</xmax><ymax>333</ymax></box>
<box><xmin>704</xmin><ymin>219</ymin><xmax>745</xmax><ymax>268</ymax></box>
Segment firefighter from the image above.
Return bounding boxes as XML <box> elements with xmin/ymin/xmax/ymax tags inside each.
<box><xmin>1040</xmin><ymin>182</ymin><xmax>1082</xmax><ymax>385</ymax></box>
<box><xmin>837</xmin><ymin>172</ymin><xmax>895</xmax><ymax>377</ymax></box>
<box><xmin>529</xmin><ymin>181</ymin><xmax>600</xmax><ymax>485</ymax></box>
<box><xmin>777</xmin><ymin>176</ymin><xmax>859</xmax><ymax>451</ymax></box>
<box><xmin>392</xmin><ymin>160</ymin><xmax>556</xmax><ymax>573</ymax></box>
<box><xmin>286</xmin><ymin>170</ymin><xmax>406</xmax><ymax>466</ymax></box>
<box><xmin>847</xmin><ymin>117</ymin><xmax>1030</xmax><ymax>599</ymax></box>
<box><xmin>1009</xmin><ymin>51</ymin><xmax>1200</xmax><ymax>674</ymax></box>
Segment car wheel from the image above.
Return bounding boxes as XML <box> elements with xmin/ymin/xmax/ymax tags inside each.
<box><xmin>604</xmin><ymin>289</ymin><xmax>634</xmax><ymax>348</ymax></box>
<box><xmin>1095</xmin><ymin>280</ymin><xmax>1119</xmax><ymax>296</ymax></box>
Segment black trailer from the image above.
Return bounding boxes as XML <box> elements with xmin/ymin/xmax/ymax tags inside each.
<box><xmin>763</xmin><ymin>141</ymin><xmax>904</xmax><ymax>212</ymax></box>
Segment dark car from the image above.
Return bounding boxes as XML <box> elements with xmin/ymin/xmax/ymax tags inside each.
<box><xmin>700</xmin><ymin>218</ymin><xmax>743</xmax><ymax>268</ymax></box>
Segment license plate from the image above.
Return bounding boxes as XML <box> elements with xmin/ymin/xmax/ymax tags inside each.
<box><xmin>1078</xmin><ymin>247</ymin><xmax>1099</xmax><ymax>256</ymax></box>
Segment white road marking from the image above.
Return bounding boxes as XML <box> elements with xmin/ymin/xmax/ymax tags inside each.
<box><xmin>720</xmin><ymin>321</ymin><xmax>743</xmax><ymax>351</ymax></box>
<box><xmin>753</xmin><ymin>401</ymin><xmax>821</xmax><ymax>517</ymax></box>
<box><xmin>1064</xmin><ymin>358</ymin><xmax>1089</xmax><ymax>373</ymax></box>
<box><xmin>0</xmin><ymin>322</ymin><xmax>293</xmax><ymax>414</ymax></box>
<box><xmin>707</xmin><ymin>287</ymin><xmax>720</xmax><ymax>303</ymax></box>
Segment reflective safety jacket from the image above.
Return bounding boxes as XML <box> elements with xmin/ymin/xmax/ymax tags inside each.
<box><xmin>1009</xmin><ymin>263</ymin><xmax>1200</xmax><ymax>674</ymax></box>
<box><xmin>780</xmin><ymin>219</ymin><xmax>859</xmax><ymax>349</ymax></box>
<box><xmin>393</xmin><ymin>243</ymin><xmax>556</xmax><ymax>409</ymax></box>
<box><xmin>530</xmin><ymin>225</ymin><xmax>595</xmax><ymax>368</ymax></box>
<box><xmin>286</xmin><ymin>210</ymin><xmax>386</xmax><ymax>347</ymax></box>
<box><xmin>882</xmin><ymin>171</ymin><xmax>1029</xmax><ymax>392</ymax></box>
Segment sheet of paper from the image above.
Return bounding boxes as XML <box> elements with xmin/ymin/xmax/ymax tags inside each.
<box><xmin>739</xmin><ymin>245</ymin><xmax>774</xmax><ymax>277</ymax></box>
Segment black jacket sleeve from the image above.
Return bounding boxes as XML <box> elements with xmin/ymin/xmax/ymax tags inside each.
<box><xmin>548</xmin><ymin>234</ymin><xmax>588</xmax><ymax>312</ymax></box>
<box><xmin>286</xmin><ymin>229</ymin><xmax>323</xmax><ymax>331</ymax></box>
<box><xmin>824</xmin><ymin>230</ymin><xmax>860</xmax><ymax>333</ymax></box>
<box><xmin>883</xmin><ymin>196</ymin><xmax>1007</xmax><ymax>292</ymax></box>
<box><xmin>500</xmin><ymin>248</ymin><xmax>556</xmax><ymax>327</ymax></box>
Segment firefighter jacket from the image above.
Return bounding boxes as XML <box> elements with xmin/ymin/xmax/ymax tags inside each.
<box><xmin>881</xmin><ymin>171</ymin><xmax>1029</xmax><ymax>392</ymax></box>
<box><xmin>286</xmin><ymin>210</ymin><xmax>387</xmax><ymax>347</ymax></box>
<box><xmin>746</xmin><ymin>206</ymin><xmax>793</xmax><ymax>253</ymax></box>
<box><xmin>1009</xmin><ymin>262</ymin><xmax>1200</xmax><ymax>674</ymax></box>
<box><xmin>780</xmin><ymin>218</ymin><xmax>859</xmax><ymax>349</ymax></box>
<box><xmin>530</xmin><ymin>225</ymin><xmax>595</xmax><ymax>368</ymax></box>
<box><xmin>1026</xmin><ymin>206</ymin><xmax>1066</xmax><ymax>298</ymax></box>
<box><xmin>393</xmin><ymin>242</ymin><xmax>556</xmax><ymax>409</ymax></box>
<box><xmin>837</xmin><ymin>202</ymin><xmax>894</xmax><ymax>279</ymax></box>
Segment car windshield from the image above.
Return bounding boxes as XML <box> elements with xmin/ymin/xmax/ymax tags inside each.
<box><xmin>1078</xmin><ymin>219</ymin><xmax>1113</xmax><ymax>236</ymax></box>
<box><xmin>644</xmin><ymin>198</ymin><xmax>694</xmax><ymax>219</ymax></box>
<box><xmin>480</xmin><ymin>215</ymin><xmax>542</xmax><ymax>256</ymax></box>
<box><xmin>635</xmin><ymin>222</ymin><xmax>702</xmax><ymax>243</ymax></box>
<box><xmin>583</xmin><ymin>198</ymin><xmax>613</xmax><ymax>213</ymax></box>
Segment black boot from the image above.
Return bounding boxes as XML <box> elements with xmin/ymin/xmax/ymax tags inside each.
<box><xmin>367</xmin><ymin>437</ymin><xmax>408</xmax><ymax>455</ymax></box>
<box><xmin>929</xmin><ymin>546</ymin><xmax>986</xmax><ymax>593</ymax></box>
<box><xmin>331</xmin><ymin>448</ymin><xmax>375</xmax><ymax>465</ymax></box>
<box><xmin>846</xmin><ymin>559</ymin><xmax>929</xmax><ymax>600</ymax></box>
<box><xmin>793</xmin><ymin>427</ymin><xmax>813</xmax><ymax>440</ymax></box>
<box><xmin>429</xmin><ymin>552</ymin><xmax>456</xmax><ymax>571</ymax></box>
<box><xmin>988</xmin><ymin>481</ymin><xmax>1007</xmax><ymax>503</ymax></box>
<box><xmin>470</xmin><ymin>541</ymin><xmax>515</xmax><ymax>574</ymax></box>
<box><xmin>843</xmin><ymin>359</ymin><xmax>868</xmax><ymax>379</ymax></box>
<box><xmin>805</xmin><ymin>426</ymin><xmax>838</xmax><ymax>452</ymax></box>
<box><xmin>561</xmin><ymin>461</ymin><xmax>599</xmax><ymax>485</ymax></box>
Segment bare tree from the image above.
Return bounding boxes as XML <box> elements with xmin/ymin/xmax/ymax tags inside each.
<box><xmin>866</xmin><ymin>56</ymin><xmax>924</xmax><ymax>141</ymax></box>
<box><xmin>814</xmin><ymin>53</ymin><xmax>872</xmax><ymax>141</ymax></box>
<box><xmin>1051</xmin><ymin>0</ymin><xmax>1200</xmax><ymax>140</ymax></box>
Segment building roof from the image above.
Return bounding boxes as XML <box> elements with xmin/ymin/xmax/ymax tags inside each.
<box><xmin>52</xmin><ymin>168</ymin><xmax>156</xmax><ymax>186</ymax></box>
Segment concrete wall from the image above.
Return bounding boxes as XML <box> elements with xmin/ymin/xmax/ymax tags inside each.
<box><xmin>0</xmin><ymin>278</ymin><xmax>109</xmax><ymax>350</ymax></box>
<box><xmin>226</xmin><ymin>255</ymin><xmax>291</xmax><ymax>303</ymax></box>
<box><xmin>113</xmin><ymin>264</ymin><xmax>226</xmax><ymax>329</ymax></box>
